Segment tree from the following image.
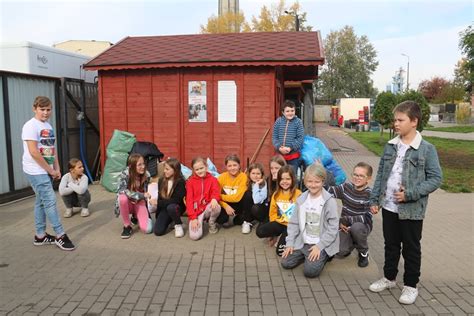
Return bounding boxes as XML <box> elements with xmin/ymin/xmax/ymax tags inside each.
<box><xmin>317</xmin><ymin>26</ymin><xmax>378</xmax><ymax>101</ymax></box>
<box><xmin>397</xmin><ymin>90</ymin><xmax>430</xmax><ymax>131</ymax></box>
<box><xmin>249</xmin><ymin>0</ymin><xmax>312</xmax><ymax>32</ymax></box>
<box><xmin>200</xmin><ymin>1</ymin><xmax>312</xmax><ymax>34</ymax></box>
<box><xmin>459</xmin><ymin>25</ymin><xmax>473</xmax><ymax>95</ymax></box>
<box><xmin>373</xmin><ymin>92</ymin><xmax>397</xmax><ymax>137</ymax></box>
<box><xmin>200</xmin><ymin>11</ymin><xmax>250</xmax><ymax>34</ymax></box>
<box><xmin>417</xmin><ymin>76</ymin><xmax>449</xmax><ymax>103</ymax></box>
<box><xmin>436</xmin><ymin>81</ymin><xmax>466</xmax><ymax>103</ymax></box>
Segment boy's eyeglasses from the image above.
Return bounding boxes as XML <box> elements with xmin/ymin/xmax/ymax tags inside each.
<box><xmin>352</xmin><ymin>173</ymin><xmax>368</xmax><ymax>179</ymax></box>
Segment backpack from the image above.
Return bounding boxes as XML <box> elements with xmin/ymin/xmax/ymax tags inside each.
<box><xmin>129</xmin><ymin>141</ymin><xmax>164</xmax><ymax>177</ymax></box>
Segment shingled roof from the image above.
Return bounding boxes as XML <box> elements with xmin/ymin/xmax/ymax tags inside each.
<box><xmin>84</xmin><ymin>32</ymin><xmax>324</xmax><ymax>71</ymax></box>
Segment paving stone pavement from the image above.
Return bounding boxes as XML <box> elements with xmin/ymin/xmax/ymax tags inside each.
<box><xmin>0</xmin><ymin>123</ymin><xmax>472</xmax><ymax>315</ymax></box>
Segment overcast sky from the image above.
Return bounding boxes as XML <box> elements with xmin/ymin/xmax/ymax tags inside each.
<box><xmin>0</xmin><ymin>0</ymin><xmax>471</xmax><ymax>91</ymax></box>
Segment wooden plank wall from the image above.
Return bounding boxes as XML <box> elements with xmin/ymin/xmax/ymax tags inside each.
<box><xmin>98</xmin><ymin>67</ymin><xmax>276</xmax><ymax>172</ymax></box>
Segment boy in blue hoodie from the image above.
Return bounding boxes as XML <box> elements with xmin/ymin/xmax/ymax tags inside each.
<box><xmin>272</xmin><ymin>100</ymin><xmax>305</xmax><ymax>173</ymax></box>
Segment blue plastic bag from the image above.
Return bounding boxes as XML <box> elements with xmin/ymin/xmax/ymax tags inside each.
<box><xmin>326</xmin><ymin>159</ymin><xmax>347</xmax><ymax>185</ymax></box>
<box><xmin>301</xmin><ymin>135</ymin><xmax>333</xmax><ymax>167</ymax></box>
<box><xmin>181</xmin><ymin>164</ymin><xmax>192</xmax><ymax>180</ymax></box>
<box><xmin>207</xmin><ymin>158</ymin><xmax>220</xmax><ymax>178</ymax></box>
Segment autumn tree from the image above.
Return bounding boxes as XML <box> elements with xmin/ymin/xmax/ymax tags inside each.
<box><xmin>200</xmin><ymin>11</ymin><xmax>250</xmax><ymax>34</ymax></box>
<box><xmin>417</xmin><ymin>77</ymin><xmax>449</xmax><ymax>103</ymax></box>
<box><xmin>249</xmin><ymin>0</ymin><xmax>312</xmax><ymax>32</ymax></box>
<box><xmin>317</xmin><ymin>26</ymin><xmax>378</xmax><ymax>101</ymax></box>
<box><xmin>459</xmin><ymin>25</ymin><xmax>473</xmax><ymax>95</ymax></box>
<box><xmin>200</xmin><ymin>0</ymin><xmax>312</xmax><ymax>34</ymax></box>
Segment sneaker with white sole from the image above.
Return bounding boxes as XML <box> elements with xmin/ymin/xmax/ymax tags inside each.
<box><xmin>174</xmin><ymin>224</ymin><xmax>184</xmax><ymax>238</ymax></box>
<box><xmin>241</xmin><ymin>221</ymin><xmax>252</xmax><ymax>234</ymax></box>
<box><xmin>33</xmin><ymin>233</ymin><xmax>56</xmax><ymax>246</ymax></box>
<box><xmin>121</xmin><ymin>226</ymin><xmax>133</xmax><ymax>239</ymax></box>
<box><xmin>80</xmin><ymin>208</ymin><xmax>90</xmax><ymax>217</ymax></box>
<box><xmin>64</xmin><ymin>208</ymin><xmax>73</xmax><ymax>218</ymax></box>
<box><xmin>369</xmin><ymin>277</ymin><xmax>397</xmax><ymax>293</ymax></box>
<box><xmin>399</xmin><ymin>286</ymin><xmax>418</xmax><ymax>304</ymax></box>
<box><xmin>55</xmin><ymin>234</ymin><xmax>75</xmax><ymax>251</ymax></box>
<box><xmin>209</xmin><ymin>221</ymin><xmax>218</xmax><ymax>234</ymax></box>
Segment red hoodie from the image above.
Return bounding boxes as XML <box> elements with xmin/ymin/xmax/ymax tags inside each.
<box><xmin>186</xmin><ymin>172</ymin><xmax>221</xmax><ymax>220</ymax></box>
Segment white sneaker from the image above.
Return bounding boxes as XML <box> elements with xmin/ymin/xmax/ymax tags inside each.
<box><xmin>241</xmin><ymin>221</ymin><xmax>252</xmax><ymax>234</ymax></box>
<box><xmin>369</xmin><ymin>277</ymin><xmax>397</xmax><ymax>293</ymax></box>
<box><xmin>64</xmin><ymin>208</ymin><xmax>73</xmax><ymax>218</ymax></box>
<box><xmin>80</xmin><ymin>208</ymin><xmax>90</xmax><ymax>217</ymax></box>
<box><xmin>399</xmin><ymin>286</ymin><xmax>418</xmax><ymax>304</ymax></box>
<box><xmin>208</xmin><ymin>221</ymin><xmax>218</xmax><ymax>234</ymax></box>
<box><xmin>174</xmin><ymin>224</ymin><xmax>184</xmax><ymax>238</ymax></box>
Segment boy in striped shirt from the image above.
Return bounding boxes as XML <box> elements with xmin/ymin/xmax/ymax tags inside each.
<box><xmin>326</xmin><ymin>162</ymin><xmax>373</xmax><ymax>267</ymax></box>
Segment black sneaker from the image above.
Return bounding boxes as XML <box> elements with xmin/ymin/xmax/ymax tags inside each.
<box><xmin>33</xmin><ymin>233</ymin><xmax>56</xmax><ymax>246</ymax></box>
<box><xmin>55</xmin><ymin>234</ymin><xmax>76</xmax><ymax>251</ymax></box>
<box><xmin>358</xmin><ymin>252</ymin><xmax>369</xmax><ymax>267</ymax></box>
<box><xmin>121</xmin><ymin>226</ymin><xmax>133</xmax><ymax>239</ymax></box>
<box><xmin>131</xmin><ymin>216</ymin><xmax>138</xmax><ymax>226</ymax></box>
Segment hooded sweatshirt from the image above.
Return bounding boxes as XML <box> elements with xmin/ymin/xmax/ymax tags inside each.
<box><xmin>186</xmin><ymin>172</ymin><xmax>221</xmax><ymax>220</ymax></box>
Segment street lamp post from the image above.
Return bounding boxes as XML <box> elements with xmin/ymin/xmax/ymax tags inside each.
<box><xmin>401</xmin><ymin>53</ymin><xmax>410</xmax><ymax>91</ymax></box>
<box><xmin>284</xmin><ymin>10</ymin><xmax>300</xmax><ymax>31</ymax></box>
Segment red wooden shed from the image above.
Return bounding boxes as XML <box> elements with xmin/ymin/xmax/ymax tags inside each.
<box><xmin>84</xmin><ymin>32</ymin><xmax>324</xmax><ymax>171</ymax></box>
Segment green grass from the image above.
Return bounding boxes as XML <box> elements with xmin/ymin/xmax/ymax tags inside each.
<box><xmin>424</xmin><ymin>125</ymin><xmax>474</xmax><ymax>133</ymax></box>
<box><xmin>349</xmin><ymin>131</ymin><xmax>474</xmax><ymax>193</ymax></box>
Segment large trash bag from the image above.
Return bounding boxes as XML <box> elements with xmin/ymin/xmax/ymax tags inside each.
<box><xmin>105</xmin><ymin>130</ymin><xmax>136</xmax><ymax>156</ymax></box>
<box><xmin>207</xmin><ymin>158</ymin><xmax>220</xmax><ymax>178</ymax></box>
<box><xmin>301</xmin><ymin>135</ymin><xmax>333</xmax><ymax>167</ymax></box>
<box><xmin>102</xmin><ymin>130</ymin><xmax>136</xmax><ymax>192</ymax></box>
<box><xmin>326</xmin><ymin>159</ymin><xmax>347</xmax><ymax>185</ymax></box>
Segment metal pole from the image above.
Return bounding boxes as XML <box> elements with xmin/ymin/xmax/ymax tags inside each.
<box><xmin>402</xmin><ymin>53</ymin><xmax>409</xmax><ymax>91</ymax></box>
<box><xmin>406</xmin><ymin>58</ymin><xmax>410</xmax><ymax>91</ymax></box>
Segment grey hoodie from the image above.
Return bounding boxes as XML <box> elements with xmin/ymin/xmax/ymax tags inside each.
<box><xmin>286</xmin><ymin>189</ymin><xmax>340</xmax><ymax>256</ymax></box>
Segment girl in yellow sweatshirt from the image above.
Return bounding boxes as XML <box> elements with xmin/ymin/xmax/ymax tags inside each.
<box><xmin>256</xmin><ymin>165</ymin><xmax>301</xmax><ymax>256</ymax></box>
<box><xmin>217</xmin><ymin>154</ymin><xmax>254</xmax><ymax>234</ymax></box>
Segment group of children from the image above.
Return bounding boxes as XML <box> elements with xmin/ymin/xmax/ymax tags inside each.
<box><xmin>23</xmin><ymin>96</ymin><xmax>441</xmax><ymax>305</ymax></box>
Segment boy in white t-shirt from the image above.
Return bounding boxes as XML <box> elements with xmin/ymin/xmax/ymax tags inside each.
<box><xmin>281</xmin><ymin>163</ymin><xmax>339</xmax><ymax>278</ymax></box>
<box><xmin>22</xmin><ymin>96</ymin><xmax>75</xmax><ymax>251</ymax></box>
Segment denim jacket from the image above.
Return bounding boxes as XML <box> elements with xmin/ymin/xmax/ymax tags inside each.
<box><xmin>369</xmin><ymin>132</ymin><xmax>442</xmax><ymax>220</ymax></box>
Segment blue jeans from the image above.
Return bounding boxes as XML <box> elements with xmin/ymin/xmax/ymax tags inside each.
<box><xmin>25</xmin><ymin>173</ymin><xmax>65</xmax><ymax>237</ymax></box>
<box><xmin>281</xmin><ymin>244</ymin><xmax>329</xmax><ymax>278</ymax></box>
<box><xmin>286</xmin><ymin>156</ymin><xmax>302</xmax><ymax>174</ymax></box>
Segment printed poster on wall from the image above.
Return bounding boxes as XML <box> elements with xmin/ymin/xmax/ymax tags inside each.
<box><xmin>188</xmin><ymin>81</ymin><xmax>207</xmax><ymax>122</ymax></box>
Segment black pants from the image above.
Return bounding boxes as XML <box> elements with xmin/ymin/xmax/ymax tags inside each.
<box><xmin>61</xmin><ymin>190</ymin><xmax>91</xmax><ymax>208</ymax></box>
<box><xmin>382</xmin><ymin>209</ymin><xmax>423</xmax><ymax>288</ymax></box>
<box><xmin>216</xmin><ymin>190</ymin><xmax>253</xmax><ymax>225</ymax></box>
<box><xmin>250</xmin><ymin>203</ymin><xmax>269</xmax><ymax>223</ymax></box>
<box><xmin>256</xmin><ymin>221</ymin><xmax>287</xmax><ymax>255</ymax></box>
<box><xmin>154</xmin><ymin>203</ymin><xmax>183</xmax><ymax>236</ymax></box>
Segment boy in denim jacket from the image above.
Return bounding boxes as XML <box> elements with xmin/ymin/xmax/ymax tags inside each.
<box><xmin>368</xmin><ymin>101</ymin><xmax>442</xmax><ymax>305</ymax></box>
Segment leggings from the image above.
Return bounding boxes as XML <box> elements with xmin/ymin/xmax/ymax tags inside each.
<box><xmin>154</xmin><ymin>203</ymin><xmax>184</xmax><ymax>236</ymax></box>
<box><xmin>189</xmin><ymin>204</ymin><xmax>221</xmax><ymax>241</ymax></box>
<box><xmin>118</xmin><ymin>194</ymin><xmax>152</xmax><ymax>233</ymax></box>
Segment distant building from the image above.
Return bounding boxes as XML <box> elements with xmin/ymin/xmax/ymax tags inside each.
<box><xmin>53</xmin><ymin>40</ymin><xmax>112</xmax><ymax>57</ymax></box>
<box><xmin>219</xmin><ymin>0</ymin><xmax>239</xmax><ymax>15</ymax></box>
<box><xmin>385</xmin><ymin>67</ymin><xmax>405</xmax><ymax>94</ymax></box>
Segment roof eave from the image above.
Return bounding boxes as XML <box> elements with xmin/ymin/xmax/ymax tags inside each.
<box><xmin>84</xmin><ymin>60</ymin><xmax>324</xmax><ymax>71</ymax></box>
